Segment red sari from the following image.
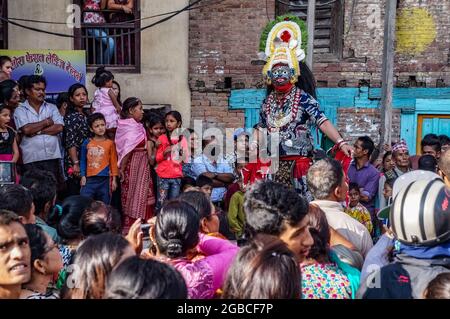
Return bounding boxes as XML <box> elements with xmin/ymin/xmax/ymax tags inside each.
<box><xmin>121</xmin><ymin>140</ymin><xmax>155</xmax><ymax>234</ymax></box>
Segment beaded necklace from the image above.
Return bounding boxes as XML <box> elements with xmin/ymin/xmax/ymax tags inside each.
<box><xmin>264</xmin><ymin>87</ymin><xmax>300</xmax><ymax>132</ymax></box>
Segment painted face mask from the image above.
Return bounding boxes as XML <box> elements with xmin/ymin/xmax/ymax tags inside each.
<box><xmin>269</xmin><ymin>64</ymin><xmax>293</xmax><ymax>88</ymax></box>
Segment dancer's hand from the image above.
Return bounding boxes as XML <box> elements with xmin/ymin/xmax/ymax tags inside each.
<box><xmin>340</xmin><ymin>143</ymin><xmax>353</xmax><ymax>157</ymax></box>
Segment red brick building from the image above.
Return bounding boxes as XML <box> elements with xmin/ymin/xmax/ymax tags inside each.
<box><xmin>188</xmin><ymin>0</ymin><xmax>450</xmax><ymax>152</ymax></box>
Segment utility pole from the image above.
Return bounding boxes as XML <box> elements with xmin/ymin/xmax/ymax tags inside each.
<box><xmin>306</xmin><ymin>0</ymin><xmax>316</xmax><ymax>68</ymax></box>
<box><xmin>380</xmin><ymin>0</ymin><xmax>397</xmax><ymax>149</ymax></box>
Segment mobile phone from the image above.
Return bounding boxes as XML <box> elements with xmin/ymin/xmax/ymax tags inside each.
<box><xmin>0</xmin><ymin>162</ymin><xmax>16</xmax><ymax>185</ymax></box>
<box><xmin>141</xmin><ymin>223</ymin><xmax>151</xmax><ymax>239</ymax></box>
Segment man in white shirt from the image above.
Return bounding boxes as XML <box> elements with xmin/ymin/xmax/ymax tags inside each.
<box><xmin>307</xmin><ymin>158</ymin><xmax>373</xmax><ymax>257</ymax></box>
<box><xmin>14</xmin><ymin>75</ymin><xmax>64</xmax><ymax>191</ymax></box>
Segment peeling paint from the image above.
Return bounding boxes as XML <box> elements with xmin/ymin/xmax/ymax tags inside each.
<box><xmin>396</xmin><ymin>8</ymin><xmax>437</xmax><ymax>55</ymax></box>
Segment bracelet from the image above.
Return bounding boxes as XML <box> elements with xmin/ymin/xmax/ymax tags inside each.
<box><xmin>72</xmin><ymin>160</ymin><xmax>80</xmax><ymax>165</ymax></box>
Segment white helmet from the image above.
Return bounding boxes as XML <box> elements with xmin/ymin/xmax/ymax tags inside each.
<box><xmin>390</xmin><ymin>178</ymin><xmax>450</xmax><ymax>246</ymax></box>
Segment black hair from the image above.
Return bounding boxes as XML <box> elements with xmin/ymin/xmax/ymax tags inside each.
<box><xmin>81</xmin><ymin>201</ymin><xmax>122</xmax><ymax>237</ymax></box>
<box><xmin>307</xmin><ymin>205</ymin><xmax>331</xmax><ymax>263</ymax></box>
<box><xmin>178</xmin><ymin>191</ymin><xmax>212</xmax><ymax>221</ymax></box>
<box><xmin>243</xmin><ymin>180</ymin><xmax>309</xmax><ymax>237</ymax></box>
<box><xmin>155</xmin><ymin>200</ymin><xmax>200</xmax><ymax>259</ymax></box>
<box><xmin>0</xmin><ymin>209</ymin><xmax>21</xmax><ymax>226</ymax></box>
<box><xmin>104</xmin><ymin>256</ymin><xmax>188</xmax><ymax>299</ymax></box>
<box><xmin>20</xmin><ymin>169</ymin><xmax>56</xmax><ymax>217</ymax></box>
<box><xmin>67</xmin><ymin>83</ymin><xmax>88</xmax><ymax>114</ymax></box>
<box><xmin>18</xmin><ymin>75</ymin><xmax>29</xmax><ymax>92</ymax></box>
<box><xmin>69</xmin><ymin>233</ymin><xmax>131</xmax><ymax>299</ymax></box>
<box><xmin>91</xmin><ymin>66</ymin><xmax>114</xmax><ymax>88</ymax></box>
<box><xmin>24</xmin><ymin>75</ymin><xmax>47</xmax><ymax>91</ymax></box>
<box><xmin>385</xmin><ymin>177</ymin><xmax>396</xmax><ymax>189</ymax></box>
<box><xmin>418</xmin><ymin>155</ymin><xmax>437</xmax><ymax>172</ymax></box>
<box><xmin>0</xmin><ymin>184</ymin><xmax>34</xmax><ymax>219</ymax></box>
<box><xmin>56</xmin><ymin>92</ymin><xmax>70</xmax><ymax>110</ymax></box>
<box><xmin>222</xmin><ymin>234</ymin><xmax>301</xmax><ymax>299</ymax></box>
<box><xmin>348</xmin><ymin>182</ymin><xmax>360</xmax><ymax>193</ymax></box>
<box><xmin>196</xmin><ymin>175</ymin><xmax>213</xmax><ymax>188</ymax></box>
<box><xmin>0</xmin><ymin>56</ymin><xmax>11</xmax><ymax>68</ymax></box>
<box><xmin>24</xmin><ymin>224</ymin><xmax>48</xmax><ymax>266</ymax></box>
<box><xmin>164</xmin><ymin>111</ymin><xmax>183</xmax><ymax>145</ymax></box>
<box><xmin>421</xmin><ymin>133</ymin><xmax>441</xmax><ymax>153</ymax></box>
<box><xmin>438</xmin><ymin>134</ymin><xmax>450</xmax><ymax>147</ymax></box>
<box><xmin>51</xmin><ymin>195</ymin><xmax>93</xmax><ymax>241</ymax></box>
<box><xmin>369</xmin><ymin>147</ymin><xmax>380</xmax><ymax>165</ymax></box>
<box><xmin>0</xmin><ymin>103</ymin><xmax>8</xmax><ymax>113</ymax></box>
<box><xmin>144</xmin><ymin>112</ymin><xmax>164</xmax><ymax>131</ymax></box>
<box><xmin>0</xmin><ymin>79</ymin><xmax>18</xmax><ymax>104</ymax></box>
<box><xmin>120</xmin><ymin>97</ymin><xmax>141</xmax><ymax>119</ymax></box>
<box><xmin>357</xmin><ymin>136</ymin><xmax>375</xmax><ymax>158</ymax></box>
<box><xmin>87</xmin><ymin>112</ymin><xmax>106</xmax><ymax>129</ymax></box>
<box><xmin>424</xmin><ymin>273</ymin><xmax>450</xmax><ymax>299</ymax></box>
<box><xmin>180</xmin><ymin>176</ymin><xmax>196</xmax><ymax>192</ymax></box>
<box><xmin>112</xmin><ymin>80</ymin><xmax>122</xmax><ymax>105</ymax></box>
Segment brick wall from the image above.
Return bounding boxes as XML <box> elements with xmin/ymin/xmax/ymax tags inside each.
<box><xmin>189</xmin><ymin>0</ymin><xmax>275</xmax><ymax>128</ymax></box>
<box><xmin>314</xmin><ymin>0</ymin><xmax>450</xmax><ymax>88</ymax></box>
<box><xmin>188</xmin><ymin>0</ymin><xmax>449</xmax><ymax>132</ymax></box>
<box><xmin>337</xmin><ymin>108</ymin><xmax>402</xmax><ymax>145</ymax></box>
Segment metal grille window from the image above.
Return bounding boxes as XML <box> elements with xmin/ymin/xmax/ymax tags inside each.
<box><xmin>276</xmin><ymin>0</ymin><xmax>344</xmax><ymax>60</ymax></box>
<box><xmin>73</xmin><ymin>0</ymin><xmax>141</xmax><ymax>72</ymax></box>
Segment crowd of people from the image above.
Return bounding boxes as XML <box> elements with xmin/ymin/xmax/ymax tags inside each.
<box><xmin>0</xmin><ymin>53</ymin><xmax>450</xmax><ymax>300</ymax></box>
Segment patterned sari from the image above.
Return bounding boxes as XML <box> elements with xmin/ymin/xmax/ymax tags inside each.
<box><xmin>121</xmin><ymin>140</ymin><xmax>155</xmax><ymax>234</ymax></box>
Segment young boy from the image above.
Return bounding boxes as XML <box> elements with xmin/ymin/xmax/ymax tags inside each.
<box><xmin>196</xmin><ymin>175</ymin><xmax>213</xmax><ymax>199</ymax></box>
<box><xmin>383</xmin><ymin>178</ymin><xmax>395</xmax><ymax>204</ymax></box>
<box><xmin>80</xmin><ymin>113</ymin><xmax>119</xmax><ymax>204</ymax></box>
<box><xmin>345</xmin><ymin>182</ymin><xmax>373</xmax><ymax>235</ymax></box>
<box><xmin>227</xmin><ymin>176</ymin><xmax>246</xmax><ymax>240</ymax></box>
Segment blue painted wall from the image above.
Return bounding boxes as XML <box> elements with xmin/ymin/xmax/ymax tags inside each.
<box><xmin>229</xmin><ymin>87</ymin><xmax>450</xmax><ymax>153</ymax></box>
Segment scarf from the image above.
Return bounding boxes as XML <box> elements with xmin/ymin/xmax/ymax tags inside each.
<box><xmin>115</xmin><ymin>118</ymin><xmax>147</xmax><ymax>167</ymax></box>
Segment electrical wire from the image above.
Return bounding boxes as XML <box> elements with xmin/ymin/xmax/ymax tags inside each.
<box><xmin>6</xmin><ymin>0</ymin><xmax>226</xmax><ymax>26</ymax></box>
<box><xmin>0</xmin><ymin>0</ymin><xmax>207</xmax><ymax>39</ymax></box>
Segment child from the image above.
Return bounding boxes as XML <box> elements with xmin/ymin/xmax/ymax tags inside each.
<box><xmin>144</xmin><ymin>113</ymin><xmax>165</xmax><ymax>167</ymax></box>
<box><xmin>91</xmin><ymin>67</ymin><xmax>121</xmax><ymax>137</ymax></box>
<box><xmin>0</xmin><ymin>104</ymin><xmax>19</xmax><ymax>181</ymax></box>
<box><xmin>155</xmin><ymin>111</ymin><xmax>189</xmax><ymax>210</ymax></box>
<box><xmin>115</xmin><ymin>97</ymin><xmax>155</xmax><ymax>233</ymax></box>
<box><xmin>181</xmin><ymin>176</ymin><xmax>196</xmax><ymax>192</ymax></box>
<box><xmin>423</xmin><ymin>273</ymin><xmax>450</xmax><ymax>299</ymax></box>
<box><xmin>80</xmin><ymin>113</ymin><xmax>119</xmax><ymax>205</ymax></box>
<box><xmin>383</xmin><ymin>178</ymin><xmax>395</xmax><ymax>204</ymax></box>
<box><xmin>345</xmin><ymin>183</ymin><xmax>373</xmax><ymax>235</ymax></box>
<box><xmin>227</xmin><ymin>174</ymin><xmax>246</xmax><ymax>240</ymax></box>
<box><xmin>196</xmin><ymin>175</ymin><xmax>213</xmax><ymax>199</ymax></box>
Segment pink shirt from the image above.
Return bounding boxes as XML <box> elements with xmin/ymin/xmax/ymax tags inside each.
<box><xmin>168</xmin><ymin>234</ymin><xmax>239</xmax><ymax>299</ymax></box>
<box><xmin>92</xmin><ymin>88</ymin><xmax>119</xmax><ymax>129</ymax></box>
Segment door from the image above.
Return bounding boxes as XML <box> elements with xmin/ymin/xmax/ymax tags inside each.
<box><xmin>416</xmin><ymin>114</ymin><xmax>450</xmax><ymax>153</ymax></box>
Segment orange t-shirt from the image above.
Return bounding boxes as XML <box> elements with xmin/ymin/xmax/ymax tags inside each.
<box><xmin>80</xmin><ymin>138</ymin><xmax>119</xmax><ymax>177</ymax></box>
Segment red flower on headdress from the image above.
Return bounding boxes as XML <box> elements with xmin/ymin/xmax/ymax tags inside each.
<box><xmin>280</xmin><ymin>30</ymin><xmax>291</xmax><ymax>43</ymax></box>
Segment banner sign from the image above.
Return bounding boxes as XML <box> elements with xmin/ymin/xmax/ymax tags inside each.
<box><xmin>0</xmin><ymin>50</ymin><xmax>86</xmax><ymax>93</ymax></box>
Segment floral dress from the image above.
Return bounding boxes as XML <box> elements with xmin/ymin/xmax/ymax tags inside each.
<box><xmin>64</xmin><ymin>112</ymin><xmax>90</xmax><ymax>173</ymax></box>
<box><xmin>301</xmin><ymin>262</ymin><xmax>352</xmax><ymax>299</ymax></box>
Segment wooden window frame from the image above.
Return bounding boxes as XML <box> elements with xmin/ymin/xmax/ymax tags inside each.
<box><xmin>276</xmin><ymin>0</ymin><xmax>344</xmax><ymax>62</ymax></box>
<box><xmin>73</xmin><ymin>0</ymin><xmax>141</xmax><ymax>73</ymax></box>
